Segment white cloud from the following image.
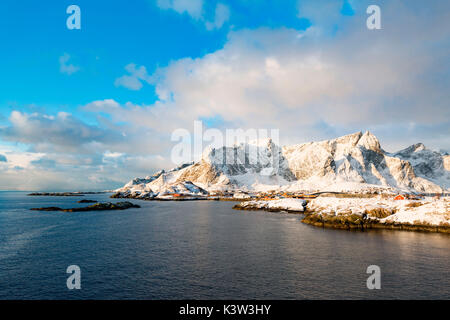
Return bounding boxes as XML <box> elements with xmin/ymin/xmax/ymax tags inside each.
<box><xmin>0</xmin><ymin>149</ymin><xmax>45</xmax><ymax>169</ymax></box>
<box><xmin>59</xmin><ymin>53</ymin><xmax>79</xmax><ymax>75</ymax></box>
<box><xmin>156</xmin><ymin>0</ymin><xmax>229</xmax><ymax>30</ymax></box>
<box><xmin>205</xmin><ymin>3</ymin><xmax>230</xmax><ymax>30</ymax></box>
<box><xmin>114</xmin><ymin>63</ymin><xmax>153</xmax><ymax>90</ymax></box>
<box><xmin>156</xmin><ymin>0</ymin><xmax>204</xmax><ymax>20</ymax></box>
<box><xmin>83</xmin><ymin>99</ymin><xmax>120</xmax><ymax>111</ymax></box>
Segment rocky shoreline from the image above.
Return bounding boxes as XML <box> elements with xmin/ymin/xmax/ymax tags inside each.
<box><xmin>233</xmin><ymin>197</ymin><xmax>450</xmax><ymax>234</ymax></box>
<box><xmin>301</xmin><ymin>212</ymin><xmax>450</xmax><ymax>233</ymax></box>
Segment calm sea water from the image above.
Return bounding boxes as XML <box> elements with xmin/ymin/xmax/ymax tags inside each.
<box><xmin>0</xmin><ymin>191</ymin><xmax>449</xmax><ymax>299</ymax></box>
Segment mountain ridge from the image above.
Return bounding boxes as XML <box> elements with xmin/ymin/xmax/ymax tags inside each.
<box><xmin>116</xmin><ymin>131</ymin><xmax>449</xmax><ymax>197</ymax></box>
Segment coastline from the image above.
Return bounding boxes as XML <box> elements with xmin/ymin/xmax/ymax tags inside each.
<box><xmin>233</xmin><ymin>197</ymin><xmax>450</xmax><ymax>234</ymax></box>
<box><xmin>26</xmin><ymin>190</ymin><xmax>450</xmax><ymax>234</ymax></box>
<box><xmin>301</xmin><ymin>212</ymin><xmax>450</xmax><ymax>234</ymax></box>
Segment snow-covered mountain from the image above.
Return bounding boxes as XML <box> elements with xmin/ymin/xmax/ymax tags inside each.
<box><xmin>116</xmin><ymin>131</ymin><xmax>449</xmax><ymax>196</ymax></box>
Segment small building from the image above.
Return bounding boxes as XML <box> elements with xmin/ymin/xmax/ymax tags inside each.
<box><xmin>394</xmin><ymin>195</ymin><xmax>406</xmax><ymax>200</ymax></box>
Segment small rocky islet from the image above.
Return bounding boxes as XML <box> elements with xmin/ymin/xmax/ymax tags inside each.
<box><xmin>28</xmin><ymin>192</ymin><xmax>84</xmax><ymax>197</ymax></box>
<box><xmin>28</xmin><ymin>192</ymin><xmax>106</xmax><ymax>197</ymax></box>
<box><xmin>30</xmin><ymin>201</ymin><xmax>140</xmax><ymax>212</ymax></box>
<box><xmin>77</xmin><ymin>199</ymin><xmax>98</xmax><ymax>203</ymax></box>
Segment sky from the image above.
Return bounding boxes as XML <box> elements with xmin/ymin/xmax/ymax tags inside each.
<box><xmin>0</xmin><ymin>0</ymin><xmax>449</xmax><ymax>191</ymax></box>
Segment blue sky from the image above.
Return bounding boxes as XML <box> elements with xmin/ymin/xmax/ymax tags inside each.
<box><xmin>0</xmin><ymin>0</ymin><xmax>312</xmax><ymax>110</ymax></box>
<box><xmin>0</xmin><ymin>0</ymin><xmax>448</xmax><ymax>190</ymax></box>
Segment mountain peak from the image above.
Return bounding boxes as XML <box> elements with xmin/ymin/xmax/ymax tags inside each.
<box><xmin>395</xmin><ymin>143</ymin><xmax>426</xmax><ymax>156</ymax></box>
<box><xmin>326</xmin><ymin>131</ymin><xmax>362</xmax><ymax>147</ymax></box>
<box><xmin>412</xmin><ymin>143</ymin><xmax>426</xmax><ymax>152</ymax></box>
<box><xmin>326</xmin><ymin>131</ymin><xmax>381</xmax><ymax>151</ymax></box>
<box><xmin>357</xmin><ymin>130</ymin><xmax>381</xmax><ymax>152</ymax></box>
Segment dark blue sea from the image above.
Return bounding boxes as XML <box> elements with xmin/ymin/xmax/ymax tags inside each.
<box><xmin>0</xmin><ymin>191</ymin><xmax>449</xmax><ymax>299</ymax></box>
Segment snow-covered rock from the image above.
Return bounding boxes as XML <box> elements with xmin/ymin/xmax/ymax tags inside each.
<box><xmin>233</xmin><ymin>192</ymin><xmax>251</xmax><ymax>199</ymax></box>
<box><xmin>114</xmin><ymin>179</ymin><xmax>208</xmax><ymax>199</ymax></box>
<box><xmin>306</xmin><ymin>197</ymin><xmax>449</xmax><ymax>227</ymax></box>
<box><xmin>234</xmin><ymin>198</ymin><xmax>307</xmax><ymax>212</ymax></box>
<box><xmin>381</xmin><ymin>199</ymin><xmax>449</xmax><ymax>226</ymax></box>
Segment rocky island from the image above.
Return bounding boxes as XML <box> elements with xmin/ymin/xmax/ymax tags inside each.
<box><xmin>30</xmin><ymin>201</ymin><xmax>140</xmax><ymax>212</ymax></box>
<box><xmin>28</xmin><ymin>192</ymin><xmax>84</xmax><ymax>197</ymax></box>
<box><xmin>28</xmin><ymin>192</ymin><xmax>106</xmax><ymax>197</ymax></box>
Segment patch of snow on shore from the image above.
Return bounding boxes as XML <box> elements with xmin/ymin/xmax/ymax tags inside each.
<box><xmin>238</xmin><ymin>198</ymin><xmax>306</xmax><ymax>211</ymax></box>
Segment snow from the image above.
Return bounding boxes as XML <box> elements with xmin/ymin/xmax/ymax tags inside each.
<box><xmin>233</xmin><ymin>192</ymin><xmax>251</xmax><ymax>199</ymax></box>
<box><xmin>230</xmin><ymin>171</ymin><xmax>291</xmax><ymax>191</ymax></box>
<box><xmin>281</xmin><ymin>179</ymin><xmax>396</xmax><ymax>194</ymax></box>
<box><xmin>307</xmin><ymin>197</ymin><xmax>393</xmax><ymax>216</ymax></box>
<box><xmin>237</xmin><ymin>198</ymin><xmax>306</xmax><ymax>211</ymax></box>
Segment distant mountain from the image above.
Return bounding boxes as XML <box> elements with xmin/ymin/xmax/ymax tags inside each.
<box><xmin>116</xmin><ymin>131</ymin><xmax>449</xmax><ymax>196</ymax></box>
